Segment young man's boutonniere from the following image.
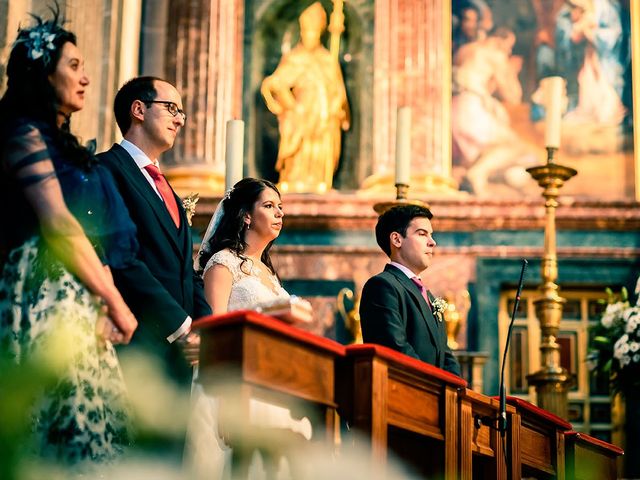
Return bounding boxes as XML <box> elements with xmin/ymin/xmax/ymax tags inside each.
<box><xmin>431</xmin><ymin>296</ymin><xmax>448</xmax><ymax>322</ymax></box>
<box><xmin>182</xmin><ymin>192</ymin><xmax>199</xmax><ymax>226</ymax></box>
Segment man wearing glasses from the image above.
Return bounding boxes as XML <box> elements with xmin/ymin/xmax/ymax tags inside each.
<box><xmin>98</xmin><ymin>77</ymin><xmax>210</xmax><ymax>428</ymax></box>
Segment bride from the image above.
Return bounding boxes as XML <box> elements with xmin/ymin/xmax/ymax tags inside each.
<box><xmin>187</xmin><ymin>178</ymin><xmax>306</xmax><ymax>479</ymax></box>
<box><xmin>195</xmin><ymin>177</ymin><xmax>287</xmax><ymax>313</ymax></box>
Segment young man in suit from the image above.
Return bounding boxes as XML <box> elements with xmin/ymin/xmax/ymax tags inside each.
<box><xmin>359</xmin><ymin>205</ymin><xmax>461</xmax><ymax>376</ymax></box>
<box><xmin>98</xmin><ymin>76</ymin><xmax>211</xmax><ymax>385</ymax></box>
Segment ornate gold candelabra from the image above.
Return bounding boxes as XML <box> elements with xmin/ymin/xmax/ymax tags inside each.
<box><xmin>525</xmin><ymin>147</ymin><xmax>577</xmax><ymax>419</ymax></box>
<box><xmin>373</xmin><ymin>183</ymin><xmax>429</xmax><ymax>214</ymax></box>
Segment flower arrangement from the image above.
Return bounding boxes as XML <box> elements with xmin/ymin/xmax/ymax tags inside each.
<box><xmin>181</xmin><ymin>192</ymin><xmax>199</xmax><ymax>226</ymax></box>
<box><xmin>588</xmin><ymin>277</ymin><xmax>640</xmax><ymax>398</ymax></box>
<box><xmin>431</xmin><ymin>296</ymin><xmax>448</xmax><ymax>322</ymax></box>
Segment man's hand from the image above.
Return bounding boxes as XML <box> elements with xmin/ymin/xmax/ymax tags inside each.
<box><xmin>178</xmin><ymin>330</ymin><xmax>201</xmax><ymax>366</ymax></box>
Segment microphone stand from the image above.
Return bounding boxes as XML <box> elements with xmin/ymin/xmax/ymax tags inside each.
<box><xmin>498</xmin><ymin>259</ymin><xmax>528</xmax><ymax>437</ymax></box>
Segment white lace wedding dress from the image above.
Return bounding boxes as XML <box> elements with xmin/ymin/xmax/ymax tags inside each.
<box><xmin>205</xmin><ymin>249</ymin><xmax>290</xmax><ymax>312</ymax></box>
<box><xmin>185</xmin><ymin>249</ymin><xmax>310</xmax><ymax>480</ymax></box>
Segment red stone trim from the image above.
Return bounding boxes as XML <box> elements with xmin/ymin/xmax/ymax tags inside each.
<box><xmin>192</xmin><ymin>195</ymin><xmax>640</xmax><ymax>232</ymax></box>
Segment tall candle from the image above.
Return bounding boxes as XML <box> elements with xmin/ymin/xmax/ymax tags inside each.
<box><xmin>542</xmin><ymin>76</ymin><xmax>564</xmax><ymax>148</ymax></box>
<box><xmin>225</xmin><ymin>119</ymin><xmax>244</xmax><ymax>191</ymax></box>
<box><xmin>395</xmin><ymin>106</ymin><xmax>411</xmax><ymax>185</ymax></box>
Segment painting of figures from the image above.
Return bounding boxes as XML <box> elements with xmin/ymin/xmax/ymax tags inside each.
<box><xmin>451</xmin><ymin>0</ymin><xmax>634</xmax><ymax>200</ymax></box>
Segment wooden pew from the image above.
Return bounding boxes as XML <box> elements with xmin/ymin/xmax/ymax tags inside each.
<box><xmin>193</xmin><ymin>313</ymin><xmax>623</xmax><ymax>479</ymax></box>
<box><xmin>459</xmin><ymin>389</ymin><xmax>517</xmax><ymax>480</ymax></box>
<box><xmin>337</xmin><ymin>344</ymin><xmax>467</xmax><ymax>479</ymax></box>
<box><xmin>564</xmin><ymin>431</ymin><xmax>623</xmax><ymax>480</ymax></box>
<box><xmin>193</xmin><ymin>311</ymin><xmax>346</xmax><ymax>475</ymax></box>
<box><xmin>507</xmin><ymin>396</ymin><xmax>572</xmax><ymax>479</ymax></box>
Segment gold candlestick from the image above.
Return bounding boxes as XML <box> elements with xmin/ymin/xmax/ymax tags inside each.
<box><xmin>525</xmin><ymin>146</ymin><xmax>577</xmax><ymax>419</ymax></box>
<box><xmin>373</xmin><ymin>183</ymin><xmax>429</xmax><ymax>214</ymax></box>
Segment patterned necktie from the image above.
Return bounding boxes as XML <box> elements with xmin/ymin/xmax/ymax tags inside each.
<box><xmin>411</xmin><ymin>276</ymin><xmax>432</xmax><ymax>309</ymax></box>
<box><xmin>144</xmin><ymin>164</ymin><xmax>180</xmax><ymax>228</ymax></box>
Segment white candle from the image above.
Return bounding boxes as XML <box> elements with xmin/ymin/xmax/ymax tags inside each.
<box><xmin>395</xmin><ymin>106</ymin><xmax>411</xmax><ymax>185</ymax></box>
<box><xmin>541</xmin><ymin>76</ymin><xmax>564</xmax><ymax>148</ymax></box>
<box><xmin>225</xmin><ymin>119</ymin><xmax>244</xmax><ymax>191</ymax></box>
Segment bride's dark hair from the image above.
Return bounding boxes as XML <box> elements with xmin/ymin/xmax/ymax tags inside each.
<box><xmin>196</xmin><ymin>177</ymin><xmax>281</xmax><ymax>276</ymax></box>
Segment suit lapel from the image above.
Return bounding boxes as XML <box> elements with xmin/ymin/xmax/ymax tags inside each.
<box><xmin>109</xmin><ymin>144</ymin><xmax>184</xmax><ymax>260</ymax></box>
<box><xmin>384</xmin><ymin>265</ymin><xmax>440</xmax><ymax>345</ymax></box>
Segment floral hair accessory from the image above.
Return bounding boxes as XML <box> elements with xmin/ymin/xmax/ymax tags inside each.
<box><xmin>13</xmin><ymin>11</ymin><xmax>65</xmax><ymax>67</ymax></box>
<box><xmin>223</xmin><ymin>187</ymin><xmax>234</xmax><ymax>201</ymax></box>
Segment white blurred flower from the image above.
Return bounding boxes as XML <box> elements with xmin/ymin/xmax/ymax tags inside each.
<box><xmin>614</xmin><ymin>334</ymin><xmax>630</xmax><ymax>359</ymax></box>
<box><xmin>623</xmin><ymin>306</ymin><xmax>640</xmax><ymax>322</ymax></box>
<box><xmin>634</xmin><ymin>354</ymin><xmax>640</xmax><ymax>364</ymax></box>
<box><xmin>630</xmin><ymin>341</ymin><xmax>640</xmax><ymax>353</ymax></box>
<box><xmin>601</xmin><ymin>302</ymin><xmax>625</xmax><ymax>328</ymax></box>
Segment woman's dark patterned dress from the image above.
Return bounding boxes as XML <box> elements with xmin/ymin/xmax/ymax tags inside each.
<box><xmin>0</xmin><ymin>119</ymin><xmax>139</xmax><ymax>465</ymax></box>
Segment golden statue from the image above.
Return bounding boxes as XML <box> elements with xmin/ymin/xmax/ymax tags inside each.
<box><xmin>443</xmin><ymin>290</ymin><xmax>471</xmax><ymax>350</ymax></box>
<box><xmin>261</xmin><ymin>1</ymin><xmax>350</xmax><ymax>194</ymax></box>
<box><xmin>337</xmin><ymin>288</ymin><xmax>362</xmax><ymax>344</ymax></box>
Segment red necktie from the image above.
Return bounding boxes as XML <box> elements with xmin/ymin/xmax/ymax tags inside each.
<box><xmin>411</xmin><ymin>276</ymin><xmax>432</xmax><ymax>309</ymax></box>
<box><xmin>144</xmin><ymin>164</ymin><xmax>180</xmax><ymax>228</ymax></box>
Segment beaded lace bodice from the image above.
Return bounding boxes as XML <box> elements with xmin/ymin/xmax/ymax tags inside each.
<box><xmin>203</xmin><ymin>249</ymin><xmax>289</xmax><ymax>311</ymax></box>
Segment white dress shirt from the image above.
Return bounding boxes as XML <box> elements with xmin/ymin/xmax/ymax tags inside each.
<box><xmin>389</xmin><ymin>261</ymin><xmax>420</xmax><ymax>280</ymax></box>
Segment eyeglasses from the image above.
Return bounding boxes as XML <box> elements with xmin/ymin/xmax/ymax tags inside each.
<box><xmin>143</xmin><ymin>100</ymin><xmax>187</xmax><ymax>121</ymax></box>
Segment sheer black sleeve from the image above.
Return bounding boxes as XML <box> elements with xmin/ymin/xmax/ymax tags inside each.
<box><xmin>3</xmin><ymin>122</ymin><xmax>57</xmax><ymax>187</ymax></box>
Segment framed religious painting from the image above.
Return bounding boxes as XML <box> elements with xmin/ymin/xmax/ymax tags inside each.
<box><xmin>450</xmin><ymin>0</ymin><xmax>638</xmax><ymax>200</ymax></box>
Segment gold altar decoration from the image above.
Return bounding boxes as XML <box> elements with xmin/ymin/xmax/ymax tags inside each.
<box><xmin>360</xmin><ymin>172</ymin><xmax>459</xmax><ymax>197</ymax></box>
<box><xmin>337</xmin><ymin>288</ymin><xmax>362</xmax><ymax>344</ymax></box>
<box><xmin>526</xmin><ymin>146</ymin><xmax>577</xmax><ymax>419</ymax></box>
<box><xmin>372</xmin><ymin>183</ymin><xmax>430</xmax><ymax>215</ymax></box>
<box><xmin>165</xmin><ymin>166</ymin><xmax>224</xmax><ymax>198</ymax></box>
<box><xmin>443</xmin><ymin>290</ymin><xmax>471</xmax><ymax>350</ymax></box>
<box><xmin>261</xmin><ymin>1</ymin><xmax>350</xmax><ymax>194</ymax></box>
<box><xmin>328</xmin><ymin>0</ymin><xmax>345</xmax><ymax>59</ymax></box>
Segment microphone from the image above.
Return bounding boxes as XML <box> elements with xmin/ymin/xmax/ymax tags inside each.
<box><xmin>498</xmin><ymin>259</ymin><xmax>528</xmax><ymax>436</ymax></box>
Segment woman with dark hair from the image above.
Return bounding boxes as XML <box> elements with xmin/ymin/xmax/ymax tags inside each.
<box><xmin>190</xmin><ymin>178</ymin><xmax>312</xmax><ymax>478</ymax></box>
<box><xmin>0</xmin><ymin>8</ymin><xmax>137</xmax><ymax>465</ymax></box>
<box><xmin>195</xmin><ymin>177</ymin><xmax>288</xmax><ymax>313</ymax></box>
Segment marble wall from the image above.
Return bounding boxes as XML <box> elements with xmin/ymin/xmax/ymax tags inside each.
<box><xmin>192</xmin><ymin>194</ymin><xmax>640</xmax><ymax>394</ymax></box>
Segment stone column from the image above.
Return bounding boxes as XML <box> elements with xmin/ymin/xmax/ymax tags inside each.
<box><xmin>67</xmin><ymin>0</ymin><xmax>141</xmax><ymax>150</ymax></box>
<box><xmin>162</xmin><ymin>0</ymin><xmax>245</xmax><ymax>196</ymax></box>
<box><xmin>361</xmin><ymin>0</ymin><xmax>457</xmax><ymax>196</ymax></box>
<box><xmin>0</xmin><ymin>0</ymin><xmax>31</xmax><ymax>93</ymax></box>
<box><xmin>140</xmin><ymin>0</ymin><xmax>169</xmax><ymax>78</ymax></box>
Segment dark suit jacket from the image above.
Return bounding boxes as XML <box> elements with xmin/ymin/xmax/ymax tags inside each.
<box><xmin>359</xmin><ymin>264</ymin><xmax>461</xmax><ymax>376</ymax></box>
<box><xmin>98</xmin><ymin>144</ymin><xmax>211</xmax><ymax>382</ymax></box>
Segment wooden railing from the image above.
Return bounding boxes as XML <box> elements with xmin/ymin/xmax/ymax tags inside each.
<box><xmin>193</xmin><ymin>311</ymin><xmax>623</xmax><ymax>479</ymax></box>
